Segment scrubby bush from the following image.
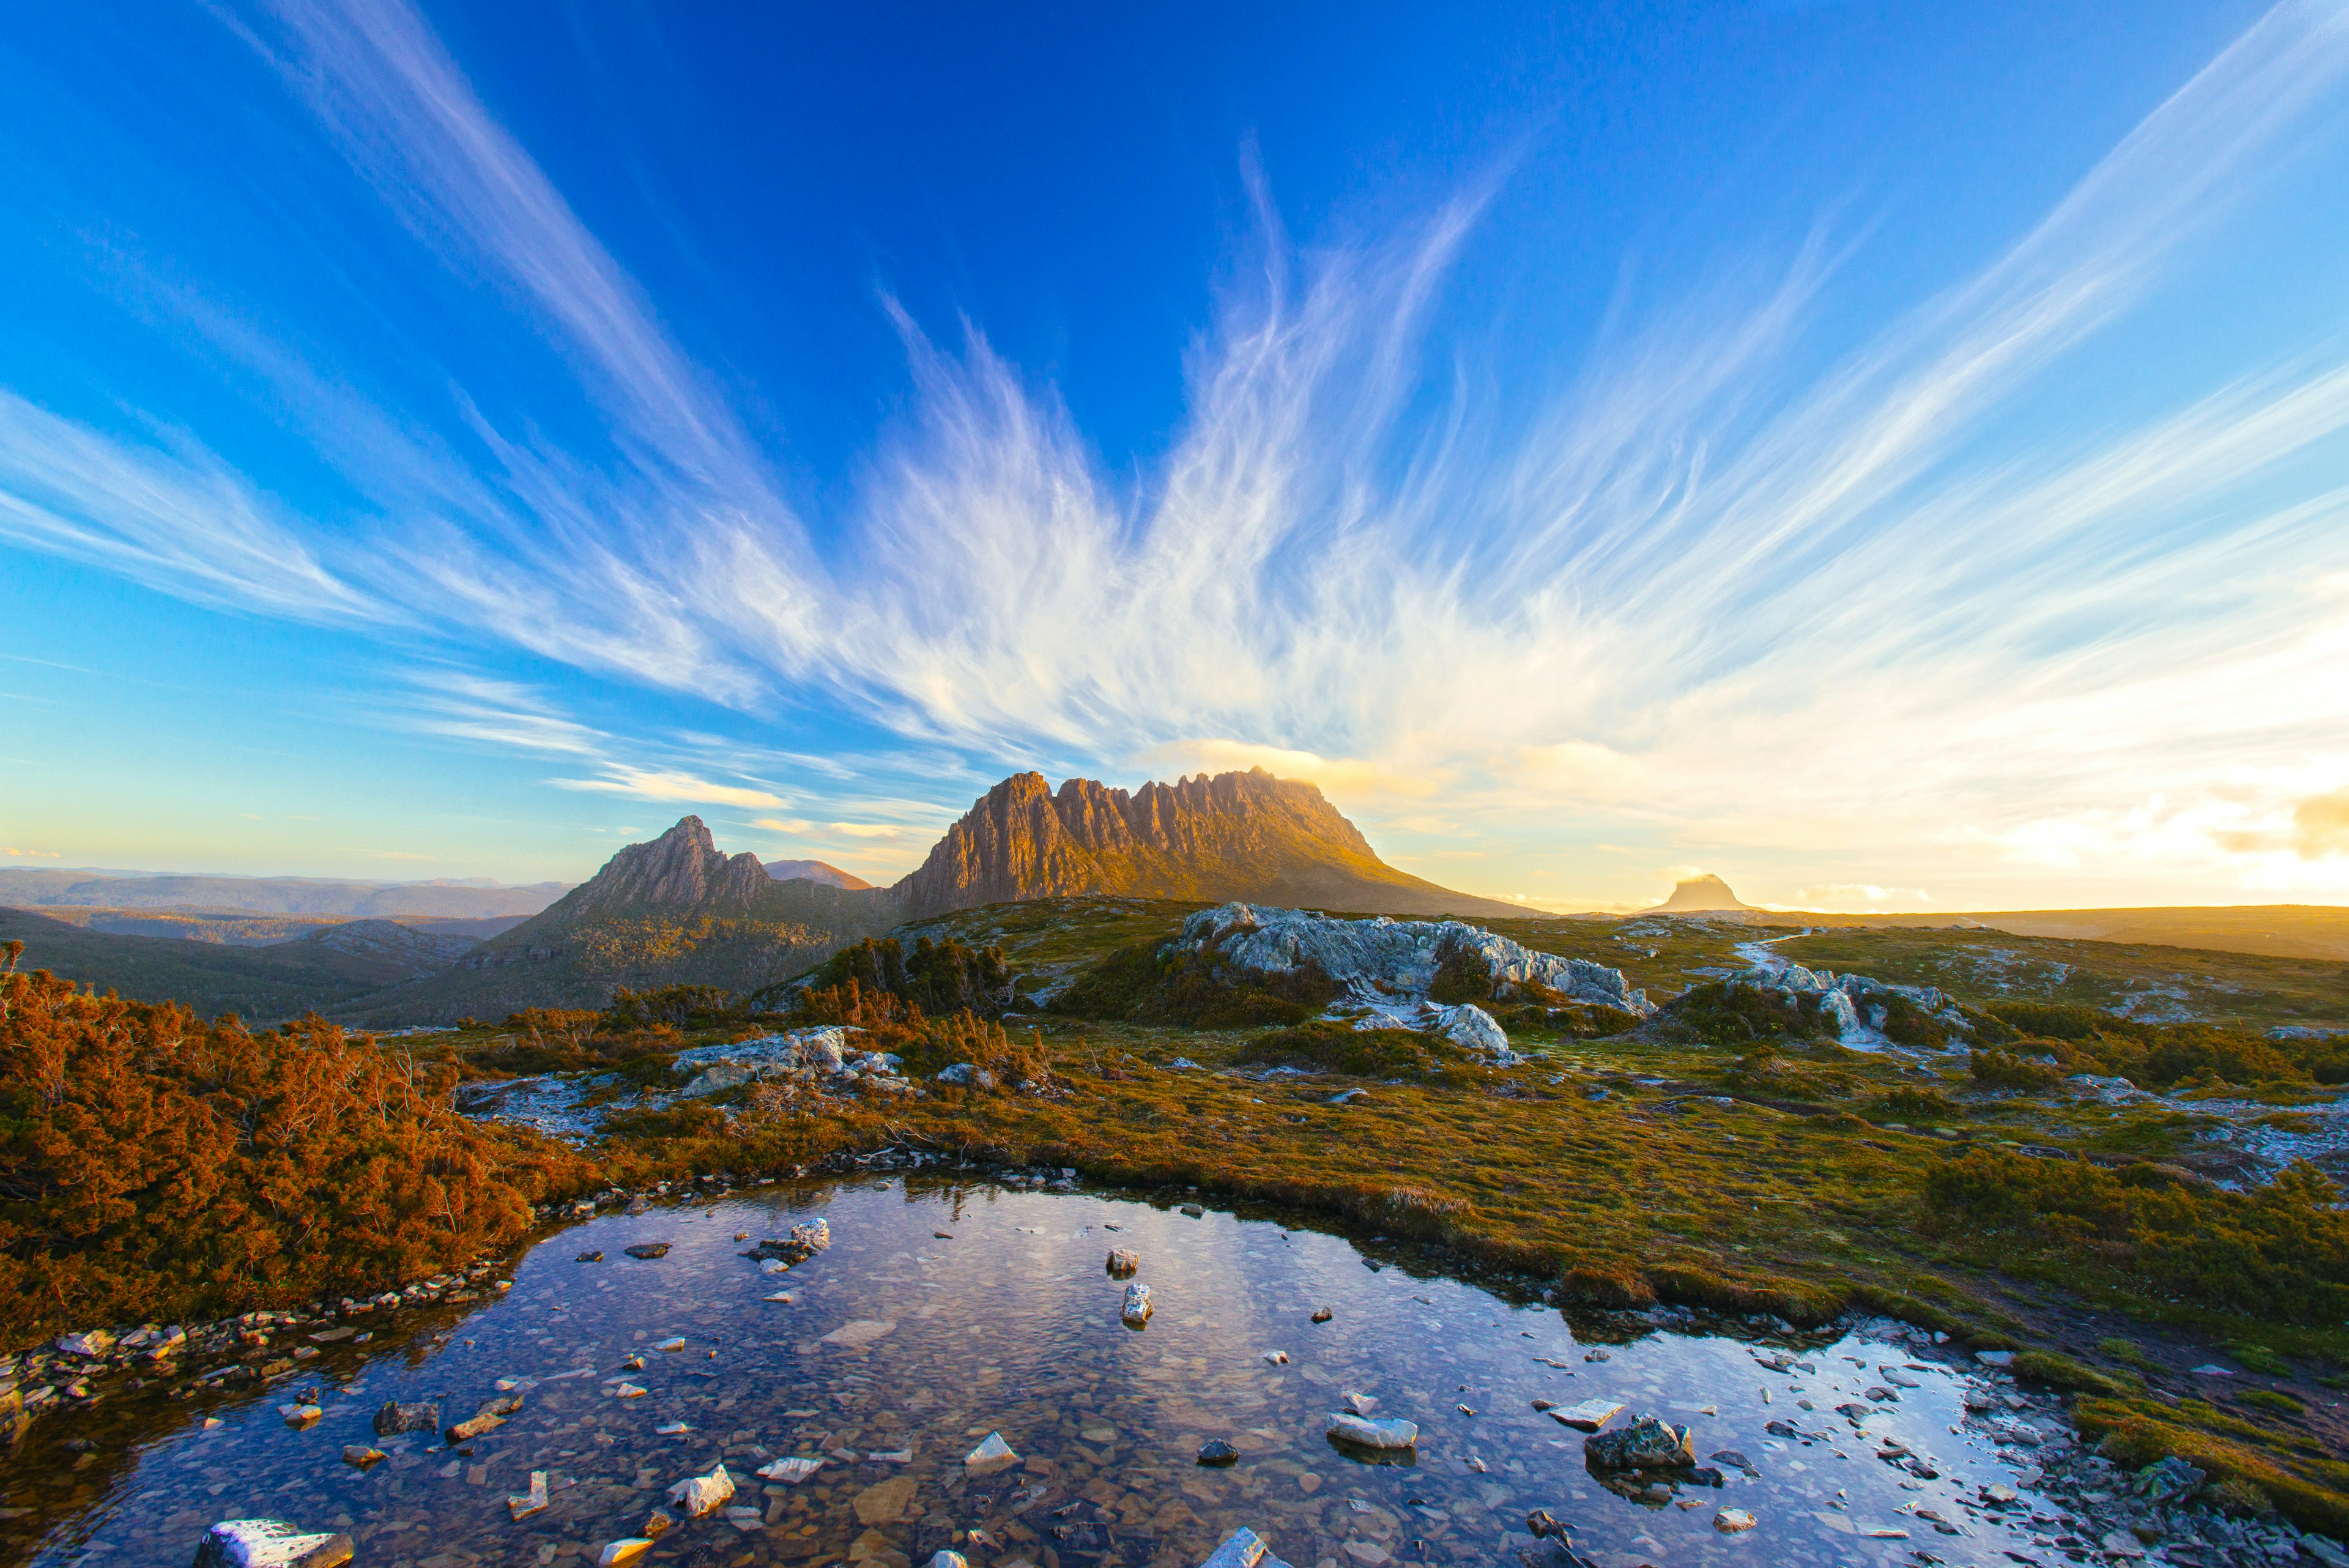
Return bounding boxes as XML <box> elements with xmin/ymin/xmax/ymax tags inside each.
<box><xmin>1922</xmin><ymin>1148</ymin><xmax>2349</xmax><ymax>1324</ymax></box>
<box><xmin>1971</xmin><ymin>1049</ymin><xmax>2065</xmax><ymax>1090</ymax></box>
<box><xmin>1724</xmin><ymin>1042</ymin><xmax>1857</xmax><ymax>1104</ymax></box>
<box><xmin>808</xmin><ymin>935</ymin><xmax>1011</xmax><ymax>1017</ymax></box>
<box><xmin>1882</xmin><ymin>1085</ymin><xmax>1958</xmax><ymax>1120</ymax></box>
<box><xmin>1663</xmin><ymin>980</ymin><xmax>1842</xmax><ymax>1046</ymax></box>
<box><xmin>1983</xmin><ymin>1002</ymin><xmax>2317</xmax><ymax>1090</ymax></box>
<box><xmin>1052</xmin><ymin>942</ymin><xmax>1337</xmax><ymax>1029</ymax></box>
<box><xmin>0</xmin><ymin>962</ymin><xmax>584</xmax><ymax>1342</ymax></box>
<box><xmin>604</xmin><ymin>983</ymin><xmax>733</xmax><ymax>1030</ymax></box>
<box><xmin>1231</xmin><ymin>1020</ymin><xmax>1461</xmax><ymax>1078</ymax></box>
<box><xmin>1427</xmin><ymin>949</ymin><xmax>1494</xmax><ymax>1005</ymax></box>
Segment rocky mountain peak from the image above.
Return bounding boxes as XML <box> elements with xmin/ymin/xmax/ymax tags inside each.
<box><xmin>553</xmin><ymin>814</ymin><xmax>774</xmax><ymax>918</ymax></box>
<box><xmin>1646</xmin><ymin>873</ymin><xmax>1754</xmax><ymax>913</ymax></box>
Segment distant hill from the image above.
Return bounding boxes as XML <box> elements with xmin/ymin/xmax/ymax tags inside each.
<box><xmin>764</xmin><ymin>858</ymin><xmax>874</xmax><ymax>890</ymax></box>
<box><xmin>894</xmin><ymin>769</ymin><xmax>1522</xmax><ymax>920</ymax></box>
<box><xmin>0</xmin><ymin>907</ymin><xmax>480</xmax><ymax>1024</ymax></box>
<box><xmin>1931</xmin><ymin>906</ymin><xmax>2349</xmax><ymax>964</ymax></box>
<box><xmin>1644</xmin><ymin>874</ymin><xmax>1755</xmax><ymax>913</ymax></box>
<box><xmin>24</xmin><ymin>906</ymin><xmax>530</xmax><ymax>945</ymax></box>
<box><xmin>329</xmin><ymin>819</ymin><xmax>881</xmax><ymax>1026</ymax></box>
<box><xmin>0</xmin><ymin>868</ymin><xmax>568</xmax><ymax>919</ymax></box>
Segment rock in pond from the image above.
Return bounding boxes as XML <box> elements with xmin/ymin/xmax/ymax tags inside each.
<box><xmin>1312</xmin><ymin>1306</ymin><xmax>1334</xmax><ymax>1323</ymax></box>
<box><xmin>1106</xmin><ymin>1247</ymin><xmax>1140</xmax><ymax>1277</ymax></box>
<box><xmin>1584</xmin><ymin>1414</ymin><xmax>1697</xmax><ymax>1471</ymax></box>
<box><xmin>964</xmin><ymin>1432</ymin><xmax>1019</xmax><ymax>1474</ymax></box>
<box><xmin>1197</xmin><ymin>1438</ymin><xmax>1240</xmax><ymax>1466</ymax></box>
<box><xmin>507</xmin><ymin>1470</ymin><xmax>549</xmax><ymax>1520</ymax></box>
<box><xmin>756</xmin><ymin>1456</ymin><xmax>822</xmax><ymax>1482</ymax></box>
<box><xmin>1715</xmin><ymin>1507</ymin><xmax>1758</xmax><ymax>1534</ymax></box>
<box><xmin>371</xmin><ymin>1400</ymin><xmax>438</xmax><ymax>1436</ymax></box>
<box><xmin>1324</xmin><ymin>1413</ymin><xmax>1418</xmax><ymax>1452</ymax></box>
<box><xmin>597</xmin><ymin>1541</ymin><xmax>652</xmax><ymax>1567</ymax></box>
<box><xmin>576</xmin><ymin>1250</ymin><xmax>603</xmax><ymax>1262</ymax></box>
<box><xmin>666</xmin><ymin>1462</ymin><xmax>735</xmax><ymax>1518</ymax></box>
<box><xmin>340</xmin><ymin>1446</ymin><xmax>384</xmax><ymax>1469</ymax></box>
<box><xmin>1121</xmin><ymin>1282</ymin><xmax>1153</xmax><ymax>1328</ymax></box>
<box><xmin>745</xmin><ymin>1219</ymin><xmax>831</xmax><ymax>1265</ymax></box>
<box><xmin>623</xmin><ymin>1243</ymin><xmax>670</xmax><ymax>1260</ymax></box>
<box><xmin>1199</xmin><ymin>1526</ymin><xmax>1297</xmax><ymax>1568</ymax></box>
<box><xmin>190</xmin><ymin>1519</ymin><xmax>354</xmax><ymax>1568</ymax></box>
<box><xmin>1546</xmin><ymin>1398</ymin><xmax>1624</xmax><ymax>1432</ymax></box>
<box><xmin>926</xmin><ymin>1553</ymin><xmax>970</xmax><ymax>1568</ymax></box>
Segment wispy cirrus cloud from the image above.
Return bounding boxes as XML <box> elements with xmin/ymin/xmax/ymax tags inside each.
<box><xmin>4</xmin><ymin>0</ymin><xmax>2349</xmax><ymax>903</ymax></box>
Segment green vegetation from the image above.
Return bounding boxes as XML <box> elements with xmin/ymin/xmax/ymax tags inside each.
<box><xmin>802</xmin><ymin>934</ymin><xmax>1011</xmax><ymax>1017</ymax></box>
<box><xmin>1050</xmin><ymin>940</ymin><xmax>1338</xmax><ymax>1028</ymax></box>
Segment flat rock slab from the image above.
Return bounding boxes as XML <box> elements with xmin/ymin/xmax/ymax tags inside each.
<box><xmin>853</xmin><ymin>1474</ymin><xmax>918</xmax><ymax>1525</ymax></box>
<box><xmin>1548</xmin><ymin>1399</ymin><xmax>1624</xmax><ymax>1432</ymax></box>
<box><xmin>819</xmin><ymin>1319</ymin><xmax>896</xmax><ymax>1348</ymax></box>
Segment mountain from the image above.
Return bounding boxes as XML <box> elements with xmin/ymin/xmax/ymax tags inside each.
<box><xmin>1645</xmin><ymin>874</ymin><xmax>1755</xmax><ymax>913</ymax></box>
<box><xmin>0</xmin><ymin>868</ymin><xmax>568</xmax><ymax>919</ymax></box>
<box><xmin>894</xmin><ymin>769</ymin><xmax>1522</xmax><ymax>920</ymax></box>
<box><xmin>0</xmin><ymin>907</ymin><xmax>480</xmax><ymax>1024</ymax></box>
<box><xmin>765</xmin><ymin>858</ymin><xmax>874</xmax><ymax>890</ymax></box>
<box><xmin>328</xmin><ymin>819</ymin><xmax>884</xmax><ymax>1025</ymax></box>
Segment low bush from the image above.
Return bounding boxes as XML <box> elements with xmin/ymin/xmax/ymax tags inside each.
<box><xmin>1427</xmin><ymin>949</ymin><xmax>1494</xmax><ymax>1005</ymax></box>
<box><xmin>603</xmin><ymin>984</ymin><xmax>734</xmax><ymax>1031</ymax></box>
<box><xmin>1983</xmin><ymin>1001</ymin><xmax>2319</xmax><ymax>1090</ymax></box>
<box><xmin>0</xmin><ymin>962</ymin><xmax>586</xmax><ymax>1343</ymax></box>
<box><xmin>1971</xmin><ymin>1049</ymin><xmax>2064</xmax><ymax>1090</ymax></box>
<box><xmin>2011</xmin><ymin>1349</ymin><xmax>2136</xmax><ymax>1397</ymax></box>
<box><xmin>1882</xmin><ymin>1086</ymin><xmax>1958</xmax><ymax>1120</ymax></box>
<box><xmin>807</xmin><ymin>936</ymin><xmax>1011</xmax><ymax>1018</ymax></box>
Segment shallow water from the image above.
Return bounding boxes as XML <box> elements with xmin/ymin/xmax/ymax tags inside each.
<box><xmin>12</xmin><ymin>1180</ymin><xmax>2084</xmax><ymax>1568</ymax></box>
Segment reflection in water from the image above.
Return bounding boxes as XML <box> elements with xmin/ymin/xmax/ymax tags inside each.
<box><xmin>12</xmin><ymin>1180</ymin><xmax>2069</xmax><ymax>1567</ymax></box>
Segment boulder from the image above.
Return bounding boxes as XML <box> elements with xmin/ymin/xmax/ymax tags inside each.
<box><xmin>1120</xmin><ymin>1283</ymin><xmax>1154</xmax><ymax>1328</ymax></box>
<box><xmin>1105</xmin><ymin>1249</ymin><xmax>1140</xmax><ymax>1277</ymax></box>
<box><xmin>1583</xmin><ymin>1414</ymin><xmax>1696</xmax><ymax>1471</ymax></box>
<box><xmin>1714</xmin><ymin>1508</ymin><xmax>1757</xmax><ymax>1534</ymax></box>
<box><xmin>666</xmin><ymin>1463</ymin><xmax>735</xmax><ymax>1518</ymax></box>
<box><xmin>935</xmin><ymin>1063</ymin><xmax>996</xmax><ymax>1088</ymax></box>
<box><xmin>189</xmin><ymin>1520</ymin><xmax>354</xmax><ymax>1568</ymax></box>
<box><xmin>1324</xmin><ymin>1413</ymin><xmax>1418</xmax><ymax>1451</ymax></box>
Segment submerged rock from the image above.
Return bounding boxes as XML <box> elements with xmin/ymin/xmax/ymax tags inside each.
<box><xmin>1584</xmin><ymin>1414</ymin><xmax>1696</xmax><ymax>1471</ymax></box>
<box><xmin>507</xmin><ymin>1470</ymin><xmax>549</xmax><ymax>1520</ymax></box>
<box><xmin>596</xmin><ymin>1540</ymin><xmax>653</xmax><ymax>1567</ymax></box>
<box><xmin>371</xmin><ymin>1400</ymin><xmax>438</xmax><ymax>1436</ymax></box>
<box><xmin>190</xmin><ymin>1519</ymin><xmax>354</xmax><ymax>1568</ymax></box>
<box><xmin>757</xmin><ymin>1456</ymin><xmax>822</xmax><ymax>1482</ymax></box>
<box><xmin>1197</xmin><ymin>1438</ymin><xmax>1240</xmax><ymax>1466</ymax></box>
<box><xmin>746</xmin><ymin>1220</ymin><xmax>831</xmax><ymax>1266</ymax></box>
<box><xmin>622</xmin><ymin>1243</ymin><xmax>670</xmax><ymax>1260</ymax></box>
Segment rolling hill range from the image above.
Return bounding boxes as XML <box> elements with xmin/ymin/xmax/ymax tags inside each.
<box><xmin>0</xmin><ymin>907</ymin><xmax>479</xmax><ymax>1022</ymax></box>
<box><xmin>0</xmin><ymin>868</ymin><xmax>568</xmax><ymax>918</ymax></box>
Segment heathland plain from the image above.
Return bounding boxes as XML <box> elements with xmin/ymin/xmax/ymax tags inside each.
<box><xmin>4</xmin><ymin>771</ymin><xmax>2349</xmax><ymax>1540</ymax></box>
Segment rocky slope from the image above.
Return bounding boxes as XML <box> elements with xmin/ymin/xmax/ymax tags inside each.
<box><xmin>895</xmin><ymin>769</ymin><xmax>1520</xmax><ymax>920</ymax></box>
<box><xmin>764</xmin><ymin>858</ymin><xmax>874</xmax><ymax>890</ymax></box>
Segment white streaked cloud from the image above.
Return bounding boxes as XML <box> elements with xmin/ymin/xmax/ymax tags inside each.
<box><xmin>2</xmin><ymin>0</ymin><xmax>2349</xmax><ymax>903</ymax></box>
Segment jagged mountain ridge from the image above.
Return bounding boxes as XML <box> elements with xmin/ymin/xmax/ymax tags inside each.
<box><xmin>893</xmin><ymin>769</ymin><xmax>1521</xmax><ymax>919</ymax></box>
<box><xmin>765</xmin><ymin>858</ymin><xmax>873</xmax><ymax>890</ymax></box>
<box><xmin>1646</xmin><ymin>874</ymin><xmax>1754</xmax><ymax>913</ymax></box>
<box><xmin>328</xmin><ymin>770</ymin><xmax>1520</xmax><ymax>1024</ymax></box>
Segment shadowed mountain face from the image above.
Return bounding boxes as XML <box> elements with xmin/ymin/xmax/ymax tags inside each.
<box><xmin>893</xmin><ymin>768</ymin><xmax>1522</xmax><ymax>920</ymax></box>
<box><xmin>1647</xmin><ymin>874</ymin><xmax>1754</xmax><ymax>913</ymax></box>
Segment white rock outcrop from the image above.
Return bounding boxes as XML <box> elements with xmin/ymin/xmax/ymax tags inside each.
<box><xmin>1171</xmin><ymin>904</ymin><xmax>1650</xmax><ymax>1016</ymax></box>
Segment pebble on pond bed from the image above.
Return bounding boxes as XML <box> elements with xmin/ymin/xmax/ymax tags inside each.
<box><xmin>756</xmin><ymin>1455</ymin><xmax>822</xmax><ymax>1482</ymax></box>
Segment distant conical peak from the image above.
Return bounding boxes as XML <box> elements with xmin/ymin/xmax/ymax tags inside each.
<box><xmin>1646</xmin><ymin>873</ymin><xmax>1753</xmax><ymax>913</ymax></box>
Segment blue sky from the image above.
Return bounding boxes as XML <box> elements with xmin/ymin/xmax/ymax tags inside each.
<box><xmin>5</xmin><ymin>0</ymin><xmax>2349</xmax><ymax>912</ymax></box>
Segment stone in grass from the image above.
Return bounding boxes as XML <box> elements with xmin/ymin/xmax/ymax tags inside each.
<box><xmin>1714</xmin><ymin>1508</ymin><xmax>1758</xmax><ymax>1534</ymax></box>
<box><xmin>666</xmin><ymin>1463</ymin><xmax>735</xmax><ymax>1518</ymax></box>
<box><xmin>372</xmin><ymin>1400</ymin><xmax>439</xmax><ymax>1436</ymax></box>
<box><xmin>965</xmin><ymin>1432</ymin><xmax>1020</xmax><ymax>1475</ymax></box>
<box><xmin>623</xmin><ymin>1243</ymin><xmax>670</xmax><ymax>1260</ymax></box>
<box><xmin>1583</xmin><ymin>1414</ymin><xmax>1697</xmax><ymax>1471</ymax></box>
<box><xmin>1324</xmin><ymin>1413</ymin><xmax>1418</xmax><ymax>1452</ymax></box>
<box><xmin>1121</xmin><ymin>1283</ymin><xmax>1154</xmax><ymax>1328</ymax></box>
<box><xmin>757</xmin><ymin>1456</ymin><xmax>822</xmax><ymax>1482</ymax></box>
<box><xmin>1106</xmin><ymin>1249</ymin><xmax>1140</xmax><ymax>1277</ymax></box>
<box><xmin>507</xmin><ymin>1471</ymin><xmax>549</xmax><ymax>1520</ymax></box>
<box><xmin>190</xmin><ymin>1519</ymin><xmax>355</xmax><ymax>1568</ymax></box>
<box><xmin>1546</xmin><ymin>1399</ymin><xmax>1624</xmax><ymax>1432</ymax></box>
<box><xmin>1198</xmin><ymin>1525</ymin><xmax>1296</xmax><ymax>1568</ymax></box>
<box><xmin>1197</xmin><ymin>1438</ymin><xmax>1241</xmax><ymax>1466</ymax></box>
